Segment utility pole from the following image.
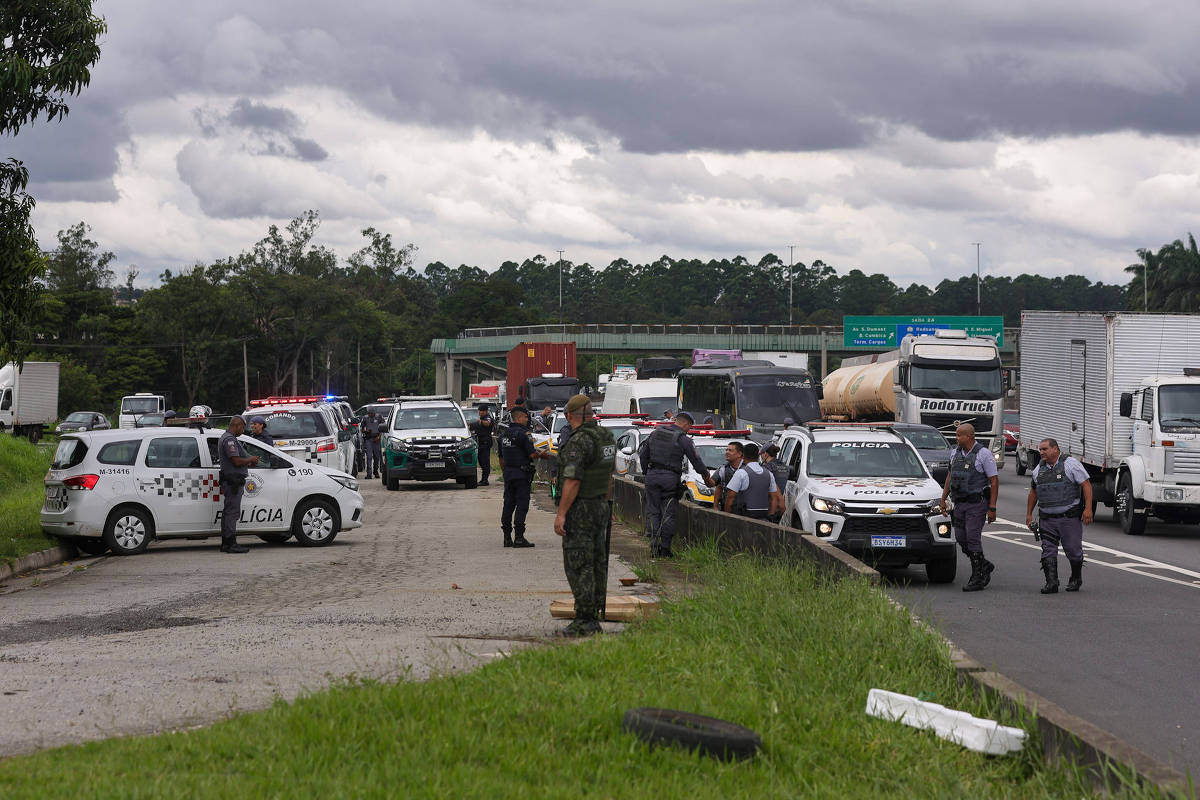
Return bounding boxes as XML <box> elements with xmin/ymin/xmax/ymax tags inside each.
<box><xmin>242</xmin><ymin>340</ymin><xmax>249</xmax><ymax>410</ymax></box>
<box><xmin>972</xmin><ymin>242</ymin><xmax>982</xmax><ymax>316</ymax></box>
<box><xmin>788</xmin><ymin>245</ymin><xmax>795</xmax><ymax>326</ymax></box>
<box><xmin>1144</xmin><ymin>262</ymin><xmax>1149</xmax><ymax>311</ymax></box>
<box><xmin>557</xmin><ymin>249</ymin><xmax>565</xmax><ymax>325</ymax></box>
<box><xmin>356</xmin><ymin>340</ymin><xmax>360</xmax><ymax>398</ymax></box>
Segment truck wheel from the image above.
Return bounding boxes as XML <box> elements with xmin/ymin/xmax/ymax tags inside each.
<box><xmin>622</xmin><ymin>707</ymin><xmax>760</xmax><ymax>761</ymax></box>
<box><xmin>103</xmin><ymin>507</ymin><xmax>153</xmax><ymax>555</ymax></box>
<box><xmin>925</xmin><ymin>553</ymin><xmax>957</xmax><ymax>584</ymax></box>
<box><xmin>463</xmin><ymin>475</ymin><xmax>478</xmax><ymax>489</ymax></box>
<box><xmin>1015</xmin><ymin>450</ymin><xmax>1027</xmax><ymax>476</ymax></box>
<box><xmin>1117</xmin><ymin>473</ymin><xmax>1147</xmax><ymax>535</ymax></box>
<box><xmin>26</xmin><ymin>426</ymin><xmax>41</xmax><ymax>444</ymax></box>
<box><xmin>386</xmin><ymin>472</ymin><xmax>399</xmax><ymax>491</ymax></box>
<box><xmin>292</xmin><ymin>498</ymin><xmax>339</xmax><ymax>546</ymax></box>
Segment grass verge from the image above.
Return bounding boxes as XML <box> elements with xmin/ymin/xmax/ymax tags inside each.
<box><xmin>0</xmin><ymin>436</ymin><xmax>54</xmax><ymax>562</ymax></box>
<box><xmin>0</xmin><ymin>546</ymin><xmax>1166</xmax><ymax>798</ymax></box>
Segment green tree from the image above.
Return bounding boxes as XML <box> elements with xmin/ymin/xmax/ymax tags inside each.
<box><xmin>0</xmin><ymin>0</ymin><xmax>106</xmax><ymax>366</ymax></box>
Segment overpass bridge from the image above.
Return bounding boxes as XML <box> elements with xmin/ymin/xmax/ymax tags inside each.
<box><xmin>430</xmin><ymin>324</ymin><xmax>1021</xmax><ymax>398</ymax></box>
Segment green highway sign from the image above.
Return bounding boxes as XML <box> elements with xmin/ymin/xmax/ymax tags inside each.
<box><xmin>843</xmin><ymin>316</ymin><xmax>1004</xmax><ymax>348</ymax></box>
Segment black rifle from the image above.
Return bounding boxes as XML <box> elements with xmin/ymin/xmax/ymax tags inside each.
<box><xmin>602</xmin><ymin>499</ymin><xmax>613</xmax><ymax>621</ymax></box>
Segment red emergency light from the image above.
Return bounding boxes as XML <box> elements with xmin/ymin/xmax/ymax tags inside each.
<box><xmin>691</xmin><ymin>429</ymin><xmax>752</xmax><ymax>437</ymax></box>
<box><xmin>249</xmin><ymin>396</ymin><xmax>324</xmax><ymax>407</ymax></box>
<box><xmin>594</xmin><ymin>413</ymin><xmax>648</xmax><ymax>419</ymax></box>
<box><xmin>632</xmin><ymin>419</ymin><xmax>714</xmax><ymax>429</ymax></box>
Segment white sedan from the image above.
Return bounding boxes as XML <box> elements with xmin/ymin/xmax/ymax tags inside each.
<box><xmin>41</xmin><ymin>427</ymin><xmax>364</xmax><ymax>556</ymax></box>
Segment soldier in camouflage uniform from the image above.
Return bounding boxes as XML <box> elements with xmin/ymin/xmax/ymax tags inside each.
<box><xmin>554</xmin><ymin>394</ymin><xmax>617</xmax><ymax>637</ymax></box>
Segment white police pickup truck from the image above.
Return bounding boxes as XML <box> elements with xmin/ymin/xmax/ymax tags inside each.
<box><xmin>41</xmin><ymin>427</ymin><xmax>364</xmax><ymax>555</ymax></box>
<box><xmin>776</xmin><ymin>423</ymin><xmax>956</xmax><ymax>583</ymax></box>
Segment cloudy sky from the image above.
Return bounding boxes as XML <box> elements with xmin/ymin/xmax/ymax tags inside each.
<box><xmin>11</xmin><ymin>1</ymin><xmax>1200</xmax><ymax>288</ymax></box>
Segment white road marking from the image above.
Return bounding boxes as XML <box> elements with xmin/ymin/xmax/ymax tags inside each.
<box><xmin>985</xmin><ymin>516</ymin><xmax>1200</xmax><ymax>590</ymax></box>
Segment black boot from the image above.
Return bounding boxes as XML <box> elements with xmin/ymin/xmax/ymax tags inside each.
<box><xmin>979</xmin><ymin>554</ymin><xmax>995</xmax><ymax>588</ymax></box>
<box><xmin>512</xmin><ymin>533</ymin><xmax>535</xmax><ymax>548</ymax></box>
<box><xmin>1040</xmin><ymin>556</ymin><xmax>1059</xmax><ymax>594</ymax></box>
<box><xmin>1065</xmin><ymin>559</ymin><xmax>1083</xmax><ymax>592</ymax></box>
<box><xmin>220</xmin><ymin>539</ymin><xmax>249</xmax><ymax>554</ymax></box>
<box><xmin>503</xmin><ymin>531</ymin><xmax>513</xmax><ymax>548</ymax></box>
<box><xmin>962</xmin><ymin>552</ymin><xmax>988</xmax><ymax>592</ymax></box>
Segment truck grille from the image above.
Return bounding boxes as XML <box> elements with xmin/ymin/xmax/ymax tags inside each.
<box><xmin>920</xmin><ymin>412</ymin><xmax>995</xmax><ymax>438</ymax></box>
<box><xmin>841</xmin><ymin>516</ymin><xmax>926</xmax><ymax>535</ymax></box>
<box><xmin>1166</xmin><ymin>450</ymin><xmax>1200</xmax><ymax>478</ymax></box>
<box><xmin>407</xmin><ymin>438</ymin><xmax>461</xmax><ymax>460</ymax></box>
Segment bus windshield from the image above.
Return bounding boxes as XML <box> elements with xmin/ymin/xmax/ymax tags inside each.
<box><xmin>736</xmin><ymin>374</ymin><xmax>820</xmax><ymax>423</ymax></box>
<box><xmin>909</xmin><ymin>365</ymin><xmax>1002</xmax><ymax>400</ymax></box>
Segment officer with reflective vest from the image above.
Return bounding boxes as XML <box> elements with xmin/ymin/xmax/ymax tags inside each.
<box><xmin>553</xmin><ymin>394</ymin><xmax>617</xmax><ymax>637</ymax></box>
<box><xmin>638</xmin><ymin>412</ymin><xmax>715</xmax><ymax>557</ymax></box>
<box><xmin>722</xmin><ymin>441</ymin><xmax>783</xmax><ymax>520</ymax></box>
<box><xmin>939</xmin><ymin>423</ymin><xmax>999</xmax><ymax>592</ymax></box>
<box><xmin>497</xmin><ymin>406</ymin><xmax>549</xmax><ymax>548</ymax></box>
<box><xmin>1025</xmin><ymin>437</ymin><xmax>1092</xmax><ymax>593</ymax></box>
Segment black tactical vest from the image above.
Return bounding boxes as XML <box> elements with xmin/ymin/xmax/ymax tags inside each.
<box><xmin>736</xmin><ymin>464</ymin><xmax>773</xmax><ymax>512</ymax></box>
<box><xmin>646</xmin><ymin>426</ymin><xmax>686</xmax><ymax>474</ymax></box>
<box><xmin>1034</xmin><ymin>459</ymin><xmax>1082</xmax><ymax>509</ymax></box>
<box><xmin>949</xmin><ymin>443</ymin><xmax>989</xmax><ymax>499</ymax></box>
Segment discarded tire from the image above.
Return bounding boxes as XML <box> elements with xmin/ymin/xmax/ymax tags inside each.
<box><xmin>622</xmin><ymin>707</ymin><xmax>761</xmax><ymax>760</ymax></box>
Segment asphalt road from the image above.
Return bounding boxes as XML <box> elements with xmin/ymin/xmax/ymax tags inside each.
<box><xmin>0</xmin><ymin>478</ymin><xmax>637</xmax><ymax>757</ymax></box>
<box><xmin>886</xmin><ymin>458</ymin><xmax>1200</xmax><ymax>779</ymax></box>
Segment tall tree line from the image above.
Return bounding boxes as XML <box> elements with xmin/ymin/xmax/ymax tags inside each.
<box><xmin>20</xmin><ymin>211</ymin><xmax>1158</xmax><ymax>416</ymax></box>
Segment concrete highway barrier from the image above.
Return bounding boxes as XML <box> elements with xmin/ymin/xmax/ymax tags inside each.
<box><xmin>610</xmin><ymin>476</ymin><xmax>1189</xmax><ymax>795</ymax></box>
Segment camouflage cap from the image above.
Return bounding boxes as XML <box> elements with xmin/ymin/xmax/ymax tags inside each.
<box><xmin>565</xmin><ymin>394</ymin><xmax>591</xmax><ymax>415</ymax></box>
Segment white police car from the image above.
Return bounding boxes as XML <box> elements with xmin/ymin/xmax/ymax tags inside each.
<box><xmin>245</xmin><ymin>396</ymin><xmax>356</xmax><ymax>475</ymax></box>
<box><xmin>41</xmin><ymin>427</ymin><xmax>364</xmax><ymax>555</ymax></box>
<box><xmin>776</xmin><ymin>423</ymin><xmax>956</xmax><ymax>583</ymax></box>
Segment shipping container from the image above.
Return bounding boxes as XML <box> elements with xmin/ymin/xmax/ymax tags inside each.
<box><xmin>506</xmin><ymin>342</ymin><xmax>577</xmax><ymax>407</ymax></box>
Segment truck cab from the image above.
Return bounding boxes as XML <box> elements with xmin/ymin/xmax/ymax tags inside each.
<box><xmin>118</xmin><ymin>393</ymin><xmax>167</xmax><ymax>429</ymax></box>
<box><xmin>1116</xmin><ymin>373</ymin><xmax>1200</xmax><ymax>533</ymax></box>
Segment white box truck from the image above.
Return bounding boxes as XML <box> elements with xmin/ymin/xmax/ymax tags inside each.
<box><xmin>1017</xmin><ymin>310</ymin><xmax>1200</xmax><ymax>534</ymax></box>
<box><xmin>820</xmin><ymin>330</ymin><xmax>1006</xmax><ymax>465</ymax></box>
<box><xmin>118</xmin><ymin>393</ymin><xmax>167</xmax><ymax>429</ymax></box>
<box><xmin>0</xmin><ymin>361</ymin><xmax>60</xmax><ymax>442</ymax></box>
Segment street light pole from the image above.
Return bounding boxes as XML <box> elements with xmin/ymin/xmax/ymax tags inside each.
<box><xmin>788</xmin><ymin>245</ymin><xmax>795</xmax><ymax>326</ymax></box>
<box><xmin>1144</xmin><ymin>262</ymin><xmax>1149</xmax><ymax>311</ymax></box>
<box><xmin>556</xmin><ymin>248</ymin><xmax>566</xmax><ymax>326</ymax></box>
<box><xmin>972</xmin><ymin>242</ymin><xmax>982</xmax><ymax>316</ymax></box>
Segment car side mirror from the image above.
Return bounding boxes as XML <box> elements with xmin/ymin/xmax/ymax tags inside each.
<box><xmin>350</xmin><ymin>416</ymin><xmax>362</xmax><ymax>425</ymax></box>
<box><xmin>621</xmin><ymin>446</ymin><xmax>633</xmax><ymax>456</ymax></box>
<box><xmin>897</xmin><ymin>363</ymin><xmax>909</xmax><ymax>390</ymax></box>
<box><xmin>815</xmin><ymin>384</ymin><xmax>824</xmax><ymax>400</ymax></box>
<box><xmin>338</xmin><ymin>430</ymin><xmax>353</xmax><ymax>442</ymax></box>
<box><xmin>1119</xmin><ymin>392</ymin><xmax>1133</xmax><ymax>418</ymax></box>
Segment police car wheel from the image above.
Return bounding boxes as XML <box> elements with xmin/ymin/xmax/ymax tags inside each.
<box><xmin>71</xmin><ymin>536</ymin><xmax>109</xmax><ymax>556</ymax></box>
<box><xmin>292</xmin><ymin>499</ymin><xmax>339</xmax><ymax>546</ymax></box>
<box><xmin>103</xmin><ymin>507</ymin><xmax>153</xmax><ymax>555</ymax></box>
<box><xmin>925</xmin><ymin>553</ymin><xmax>957</xmax><ymax>584</ymax></box>
<box><xmin>257</xmin><ymin>533</ymin><xmax>292</xmax><ymax>544</ymax></box>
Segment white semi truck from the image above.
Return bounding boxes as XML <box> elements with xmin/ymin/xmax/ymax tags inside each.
<box><xmin>1017</xmin><ymin>310</ymin><xmax>1200</xmax><ymax>535</ymax></box>
<box><xmin>820</xmin><ymin>329</ymin><xmax>1006</xmax><ymax>465</ymax></box>
<box><xmin>0</xmin><ymin>361</ymin><xmax>60</xmax><ymax>442</ymax></box>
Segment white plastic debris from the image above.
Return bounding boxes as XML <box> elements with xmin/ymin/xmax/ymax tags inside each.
<box><xmin>865</xmin><ymin>688</ymin><xmax>1027</xmax><ymax>755</ymax></box>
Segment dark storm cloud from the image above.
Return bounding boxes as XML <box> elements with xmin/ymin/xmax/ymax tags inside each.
<box><xmin>10</xmin><ymin>0</ymin><xmax>1200</xmax><ymax>202</ymax></box>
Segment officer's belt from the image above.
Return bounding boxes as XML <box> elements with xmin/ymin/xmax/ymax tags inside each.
<box><xmin>648</xmin><ymin>463</ymin><xmax>682</xmax><ymax>475</ymax></box>
<box><xmin>1041</xmin><ymin>506</ymin><xmax>1081</xmax><ymax>519</ymax></box>
<box><xmin>952</xmin><ymin>492</ymin><xmax>986</xmax><ymax>504</ymax></box>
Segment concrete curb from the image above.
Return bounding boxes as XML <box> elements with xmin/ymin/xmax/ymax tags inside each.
<box><xmin>611</xmin><ymin>476</ymin><xmax>1191</xmax><ymax>796</ymax></box>
<box><xmin>0</xmin><ymin>545</ymin><xmax>75</xmax><ymax>584</ymax></box>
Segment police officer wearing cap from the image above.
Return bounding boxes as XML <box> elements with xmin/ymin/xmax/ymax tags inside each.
<box><xmin>360</xmin><ymin>410</ymin><xmax>384</xmax><ymax>480</ymax></box>
<box><xmin>468</xmin><ymin>406</ymin><xmax>496</xmax><ymax>486</ymax></box>
<box><xmin>939</xmin><ymin>423</ymin><xmax>999</xmax><ymax>592</ymax></box>
<box><xmin>498</xmin><ymin>405</ymin><xmax>549</xmax><ymax>548</ymax></box>
<box><xmin>218</xmin><ymin>416</ymin><xmax>259</xmax><ymax>554</ymax></box>
<box><xmin>554</xmin><ymin>394</ymin><xmax>617</xmax><ymax>637</ymax></box>
<box><xmin>248</xmin><ymin>416</ymin><xmax>274</xmax><ymax>448</ymax></box>
<box><xmin>639</xmin><ymin>411</ymin><xmax>715</xmax><ymax>557</ymax></box>
<box><xmin>1025</xmin><ymin>437</ymin><xmax>1092</xmax><ymax>593</ymax></box>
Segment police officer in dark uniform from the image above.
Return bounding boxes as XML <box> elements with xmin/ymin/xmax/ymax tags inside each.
<box><xmin>939</xmin><ymin>423</ymin><xmax>999</xmax><ymax>592</ymax></box>
<box><xmin>248</xmin><ymin>415</ymin><xmax>274</xmax><ymax>448</ymax></box>
<box><xmin>761</xmin><ymin>443</ymin><xmax>790</xmax><ymax>510</ymax></box>
<box><xmin>1025</xmin><ymin>437</ymin><xmax>1093</xmax><ymax>593</ymax></box>
<box><xmin>553</xmin><ymin>394</ymin><xmax>617</xmax><ymax>637</ymax></box>
<box><xmin>498</xmin><ymin>406</ymin><xmax>549</xmax><ymax>548</ymax></box>
<box><xmin>468</xmin><ymin>406</ymin><xmax>496</xmax><ymax>486</ymax></box>
<box><xmin>639</xmin><ymin>412</ymin><xmax>715</xmax><ymax>557</ymax></box>
<box><xmin>218</xmin><ymin>416</ymin><xmax>259</xmax><ymax>554</ymax></box>
<box><xmin>360</xmin><ymin>411</ymin><xmax>384</xmax><ymax>479</ymax></box>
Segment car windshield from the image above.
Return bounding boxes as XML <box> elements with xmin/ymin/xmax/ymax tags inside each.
<box><xmin>552</xmin><ymin>415</ymin><xmax>569</xmax><ymax>433</ymax></box>
<box><xmin>64</xmin><ymin>412</ymin><xmax>93</xmax><ymax>423</ymax></box>
<box><xmin>1158</xmin><ymin>385</ymin><xmax>1200</xmax><ymax>429</ymax></box>
<box><xmin>736</xmin><ymin>374</ymin><xmax>820</xmax><ymax>423</ymax></box>
<box><xmin>910</xmin><ymin>365</ymin><xmax>1002</xmax><ymax>400</ymax></box>
<box><xmin>638</xmin><ymin>396</ymin><xmax>676</xmax><ymax>419</ymax></box>
<box><xmin>263</xmin><ymin>411</ymin><xmax>330</xmax><ymax>438</ymax></box>
<box><xmin>393</xmin><ymin>407</ymin><xmax>464</xmax><ymax>430</ymax></box>
<box><xmin>899</xmin><ymin>429</ymin><xmax>949</xmax><ymax>450</ymax></box>
<box><xmin>695</xmin><ymin>444</ymin><xmax>729</xmax><ymax>470</ymax></box>
<box><xmin>807</xmin><ymin>441</ymin><xmax>927</xmax><ymax>478</ymax></box>
<box><xmin>600</xmin><ymin>423</ymin><xmax>638</xmax><ymax>439</ymax></box>
<box><xmin>121</xmin><ymin>397</ymin><xmax>160</xmax><ymax>414</ymax></box>
<box><xmin>1004</xmin><ymin>410</ymin><xmax>1020</xmax><ymax>425</ymax></box>
<box><xmin>51</xmin><ymin>438</ymin><xmax>88</xmax><ymax>470</ymax></box>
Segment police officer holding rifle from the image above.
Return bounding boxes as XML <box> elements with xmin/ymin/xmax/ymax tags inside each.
<box><xmin>1025</xmin><ymin>437</ymin><xmax>1092</xmax><ymax>593</ymax></box>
